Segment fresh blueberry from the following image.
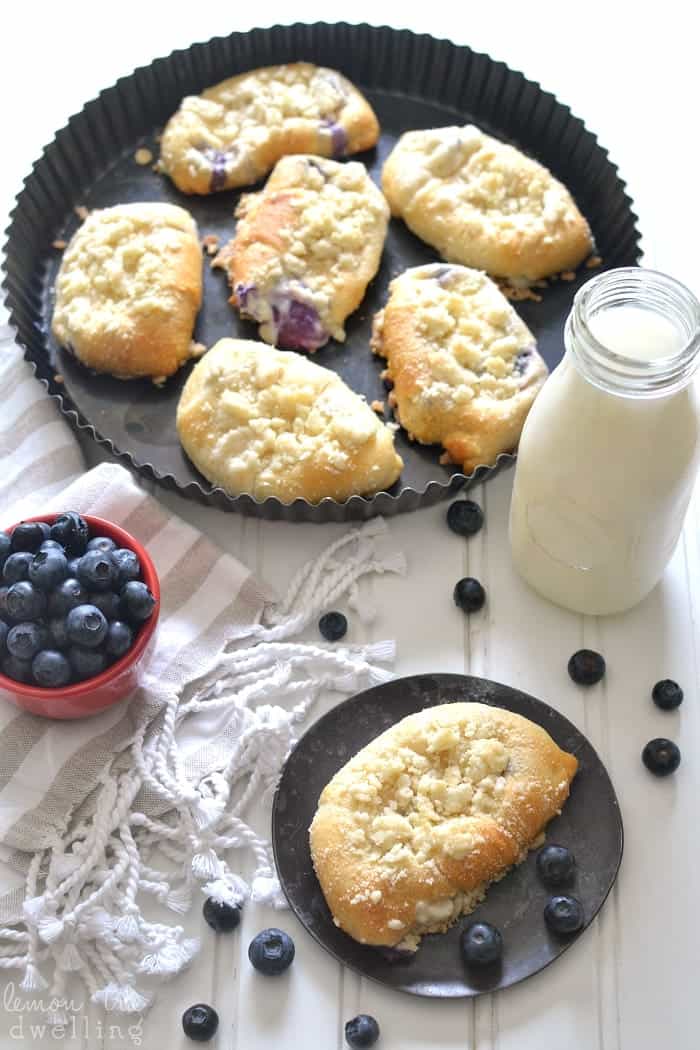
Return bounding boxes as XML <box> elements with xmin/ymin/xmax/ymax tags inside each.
<box><xmin>319</xmin><ymin>611</ymin><xmax>347</xmax><ymax>642</ymax></box>
<box><xmin>48</xmin><ymin>617</ymin><xmax>70</xmax><ymax>649</ymax></box>
<box><xmin>345</xmin><ymin>1014</ymin><xmax>380</xmax><ymax>1048</ymax></box>
<box><xmin>248</xmin><ymin>928</ymin><xmax>295</xmax><ymax>975</ymax></box>
<box><xmin>203</xmin><ymin>897</ymin><xmax>242</xmax><ymax>933</ymax></box>
<box><xmin>568</xmin><ymin>649</ymin><xmax>606</xmax><ymax>686</ymax></box>
<box><xmin>181</xmin><ymin>1003</ymin><xmax>219</xmax><ymax>1042</ymax></box>
<box><xmin>48</xmin><ymin>578</ymin><xmax>88</xmax><ymax>618</ymax></box>
<box><xmin>0</xmin><ymin>531</ymin><xmax>11</xmax><ymax>566</ymax></box>
<box><xmin>68</xmin><ymin>646</ymin><xmax>106</xmax><ymax>681</ymax></box>
<box><xmin>32</xmin><ymin>649</ymin><xmax>72</xmax><ymax>688</ymax></box>
<box><xmin>0</xmin><ymin>588</ymin><xmax>9</xmax><ymax>619</ymax></box>
<box><xmin>67</xmin><ymin>557</ymin><xmax>82</xmax><ymax>577</ymax></box>
<box><xmin>460</xmin><ymin>921</ymin><xmax>503</xmax><ymax>966</ymax></box>
<box><xmin>50</xmin><ymin>512</ymin><xmax>89</xmax><ymax>556</ymax></box>
<box><xmin>652</xmin><ymin>679</ymin><xmax>683</xmax><ymax>711</ymax></box>
<box><xmin>5</xmin><ymin>582</ymin><xmax>47</xmax><ymax>621</ymax></box>
<box><xmin>10</xmin><ymin>521</ymin><xmax>48</xmax><ymax>553</ymax></box>
<box><xmin>77</xmin><ymin>549</ymin><xmax>118</xmax><ymax>592</ymax></box>
<box><xmin>88</xmin><ymin>590</ymin><xmax>121</xmax><ymax>621</ymax></box>
<box><xmin>28</xmin><ymin>549</ymin><xmax>68</xmax><ymax>591</ymax></box>
<box><xmin>642</xmin><ymin>738</ymin><xmax>681</xmax><ymax>776</ymax></box>
<box><xmin>86</xmin><ymin>536</ymin><xmax>116</xmax><ymax>555</ymax></box>
<box><xmin>536</xmin><ymin>845</ymin><xmax>575</xmax><ymax>886</ymax></box>
<box><xmin>6</xmin><ymin>622</ymin><xmax>48</xmax><ymax>661</ymax></box>
<box><xmin>544</xmin><ymin>895</ymin><xmax>584</xmax><ymax>935</ymax></box>
<box><xmin>1</xmin><ymin>654</ymin><xmax>33</xmax><ymax>683</ymax></box>
<box><xmin>0</xmin><ymin>619</ymin><xmax>8</xmax><ymax>652</ymax></box>
<box><xmin>2</xmin><ymin>551</ymin><xmax>34</xmax><ymax>584</ymax></box>
<box><xmin>39</xmin><ymin>539</ymin><xmax>65</xmax><ymax>554</ymax></box>
<box><xmin>111</xmin><ymin>548</ymin><xmax>142</xmax><ymax>586</ymax></box>
<box><xmin>66</xmin><ymin>605</ymin><xmax>108</xmax><ymax>649</ymax></box>
<box><xmin>104</xmin><ymin>621</ymin><xmax>133</xmax><ymax>659</ymax></box>
<box><xmin>120</xmin><ymin>581</ymin><xmax>156</xmax><ymax>625</ymax></box>
<box><xmin>447</xmin><ymin>500</ymin><xmax>484</xmax><ymax>537</ymax></box>
<box><xmin>453</xmin><ymin>577</ymin><xmax>486</xmax><ymax>613</ymax></box>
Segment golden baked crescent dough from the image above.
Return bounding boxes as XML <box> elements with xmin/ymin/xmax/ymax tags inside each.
<box><xmin>176</xmin><ymin>338</ymin><xmax>403</xmax><ymax>504</ymax></box>
<box><xmin>382</xmin><ymin>125</ymin><xmax>593</xmax><ymax>282</ymax></box>
<box><xmin>310</xmin><ymin>702</ymin><xmax>577</xmax><ymax>949</ymax></box>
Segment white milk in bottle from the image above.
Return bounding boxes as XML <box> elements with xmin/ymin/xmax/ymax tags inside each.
<box><xmin>509</xmin><ymin>268</ymin><xmax>700</xmax><ymax>615</ymax></box>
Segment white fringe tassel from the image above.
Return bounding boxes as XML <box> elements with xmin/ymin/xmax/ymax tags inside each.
<box><xmin>0</xmin><ymin>519</ymin><xmax>402</xmax><ymax>1012</ymax></box>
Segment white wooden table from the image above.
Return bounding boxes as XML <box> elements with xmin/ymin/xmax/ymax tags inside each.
<box><xmin>2</xmin><ymin>4</ymin><xmax>698</xmax><ymax>1048</ymax></box>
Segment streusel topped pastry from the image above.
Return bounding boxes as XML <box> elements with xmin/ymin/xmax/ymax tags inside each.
<box><xmin>371</xmin><ymin>264</ymin><xmax>548</xmax><ymax>473</ymax></box>
<box><xmin>51</xmin><ymin>202</ymin><xmax>203</xmax><ymax>382</ymax></box>
<box><xmin>382</xmin><ymin>125</ymin><xmax>593</xmax><ymax>281</ymax></box>
<box><xmin>310</xmin><ymin>702</ymin><xmax>577</xmax><ymax>949</ymax></box>
<box><xmin>176</xmin><ymin>338</ymin><xmax>403</xmax><ymax>503</ymax></box>
<box><xmin>159</xmin><ymin>63</ymin><xmax>380</xmax><ymax>195</ymax></box>
<box><xmin>213</xmin><ymin>155</ymin><xmax>389</xmax><ymax>352</ymax></box>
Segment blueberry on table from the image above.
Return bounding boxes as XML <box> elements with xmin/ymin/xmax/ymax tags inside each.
<box><xmin>6</xmin><ymin>622</ymin><xmax>48</xmax><ymax>661</ymax></box>
<box><xmin>32</xmin><ymin>649</ymin><xmax>72</xmax><ymax>688</ymax></box>
<box><xmin>10</xmin><ymin>521</ymin><xmax>48</xmax><ymax>553</ymax></box>
<box><xmin>248</xmin><ymin>928</ymin><xmax>295</xmax><ymax>975</ymax></box>
<box><xmin>2</xmin><ymin>551</ymin><xmax>34</xmax><ymax>585</ymax></box>
<box><xmin>50</xmin><ymin>512</ymin><xmax>89</xmax><ymax>556</ymax></box>
<box><xmin>0</xmin><ymin>531</ymin><xmax>11</xmax><ymax>566</ymax></box>
<box><xmin>48</xmin><ymin>578</ymin><xmax>88</xmax><ymax>618</ymax></box>
<box><xmin>86</xmin><ymin>536</ymin><xmax>116</xmax><ymax>555</ymax></box>
<box><xmin>568</xmin><ymin>649</ymin><xmax>606</xmax><ymax>686</ymax></box>
<box><xmin>544</xmin><ymin>895</ymin><xmax>584</xmax><ymax>935</ymax></box>
<box><xmin>0</xmin><ymin>588</ymin><xmax>9</xmax><ymax>619</ymax></box>
<box><xmin>181</xmin><ymin>1003</ymin><xmax>219</xmax><ymax>1042</ymax></box>
<box><xmin>536</xmin><ymin>845</ymin><xmax>575</xmax><ymax>886</ymax></box>
<box><xmin>642</xmin><ymin>738</ymin><xmax>681</xmax><ymax>776</ymax></box>
<box><xmin>0</xmin><ymin>620</ymin><xmax>8</xmax><ymax>651</ymax></box>
<box><xmin>39</xmin><ymin>539</ymin><xmax>64</xmax><ymax>553</ymax></box>
<box><xmin>5</xmin><ymin>581</ymin><xmax>47</xmax><ymax>622</ymax></box>
<box><xmin>68</xmin><ymin>646</ymin><xmax>106</xmax><ymax>681</ymax></box>
<box><xmin>66</xmin><ymin>557</ymin><xmax>82</xmax><ymax>577</ymax></box>
<box><xmin>652</xmin><ymin>679</ymin><xmax>684</xmax><ymax>711</ymax></box>
<box><xmin>345</xmin><ymin>1014</ymin><xmax>381</xmax><ymax>1048</ymax></box>
<box><xmin>28</xmin><ymin>549</ymin><xmax>68</xmax><ymax>591</ymax></box>
<box><xmin>453</xmin><ymin>577</ymin><xmax>486</xmax><ymax>613</ymax></box>
<box><xmin>1</xmin><ymin>654</ymin><xmax>33</xmax><ymax>683</ymax></box>
<box><xmin>120</xmin><ymin>581</ymin><xmax>156</xmax><ymax>625</ymax></box>
<box><xmin>446</xmin><ymin>499</ymin><xmax>484</xmax><ymax>537</ymax></box>
<box><xmin>88</xmin><ymin>590</ymin><xmax>121</xmax><ymax>620</ymax></box>
<box><xmin>66</xmin><ymin>605</ymin><xmax>108</xmax><ymax>649</ymax></box>
<box><xmin>77</xmin><ymin>549</ymin><xmax>118</xmax><ymax>592</ymax></box>
<box><xmin>111</xmin><ymin>548</ymin><xmax>141</xmax><ymax>586</ymax></box>
<box><xmin>203</xmin><ymin>897</ymin><xmax>242</xmax><ymax>933</ymax></box>
<box><xmin>104</xmin><ymin>621</ymin><xmax>133</xmax><ymax>659</ymax></box>
<box><xmin>460</xmin><ymin>921</ymin><xmax>503</xmax><ymax>966</ymax></box>
<box><xmin>319</xmin><ymin>611</ymin><xmax>348</xmax><ymax>642</ymax></box>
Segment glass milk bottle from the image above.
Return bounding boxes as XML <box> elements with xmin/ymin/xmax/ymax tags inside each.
<box><xmin>509</xmin><ymin>268</ymin><xmax>700</xmax><ymax>615</ymax></box>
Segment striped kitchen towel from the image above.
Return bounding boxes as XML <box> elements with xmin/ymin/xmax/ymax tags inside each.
<box><xmin>0</xmin><ymin>327</ymin><xmax>404</xmax><ymax>1016</ymax></box>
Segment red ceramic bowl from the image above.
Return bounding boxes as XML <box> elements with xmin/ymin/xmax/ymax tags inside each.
<box><xmin>0</xmin><ymin>514</ymin><xmax>160</xmax><ymax>719</ymax></box>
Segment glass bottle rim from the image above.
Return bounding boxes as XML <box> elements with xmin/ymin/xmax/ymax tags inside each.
<box><xmin>566</xmin><ymin>267</ymin><xmax>700</xmax><ymax>398</ymax></box>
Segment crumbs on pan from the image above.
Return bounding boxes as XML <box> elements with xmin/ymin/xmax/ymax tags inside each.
<box><xmin>371</xmin><ymin>400</ymin><xmax>385</xmax><ymax>414</ymax></box>
<box><xmin>52</xmin><ymin>240</ymin><xmax>67</xmax><ymax>250</ymax></box>
<box><xmin>53</xmin><ymin>374</ymin><xmax>64</xmax><ymax>384</ymax></box>
<box><xmin>190</xmin><ymin>342</ymin><xmax>207</xmax><ymax>358</ymax></box>
<box><xmin>499</xmin><ymin>283</ymin><xmax>543</xmax><ymax>303</ymax></box>
<box><xmin>559</xmin><ymin>271</ymin><xmax>576</xmax><ymax>282</ymax></box>
<box><xmin>586</xmin><ymin>255</ymin><xmax>603</xmax><ymax>269</ymax></box>
<box><xmin>439</xmin><ymin>451</ymin><xmax>452</xmax><ymax>465</ymax></box>
<box><xmin>74</xmin><ymin>205</ymin><xmax>89</xmax><ymax>221</ymax></box>
<box><xmin>202</xmin><ymin>234</ymin><xmax>220</xmax><ymax>256</ymax></box>
<box><xmin>134</xmin><ymin>148</ymin><xmax>154</xmax><ymax>166</ymax></box>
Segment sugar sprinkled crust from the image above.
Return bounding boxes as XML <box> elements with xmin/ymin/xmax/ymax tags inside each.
<box><xmin>371</xmin><ymin>264</ymin><xmax>548</xmax><ymax>473</ymax></box>
<box><xmin>310</xmin><ymin>702</ymin><xmax>577</xmax><ymax>949</ymax></box>
<box><xmin>159</xmin><ymin>62</ymin><xmax>380</xmax><ymax>195</ymax></box>
<box><xmin>382</xmin><ymin>125</ymin><xmax>593</xmax><ymax>282</ymax></box>
<box><xmin>213</xmin><ymin>156</ymin><xmax>389</xmax><ymax>352</ymax></box>
<box><xmin>51</xmin><ymin>203</ymin><xmax>203</xmax><ymax>382</ymax></box>
<box><xmin>176</xmin><ymin>338</ymin><xmax>403</xmax><ymax>503</ymax></box>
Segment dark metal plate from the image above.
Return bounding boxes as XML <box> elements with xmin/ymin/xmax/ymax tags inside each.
<box><xmin>3</xmin><ymin>23</ymin><xmax>641</xmax><ymax>521</ymax></box>
<box><xmin>272</xmin><ymin>673</ymin><xmax>623</xmax><ymax>997</ymax></box>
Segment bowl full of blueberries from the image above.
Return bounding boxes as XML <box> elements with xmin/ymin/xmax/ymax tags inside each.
<box><xmin>0</xmin><ymin>511</ymin><xmax>159</xmax><ymax>718</ymax></box>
